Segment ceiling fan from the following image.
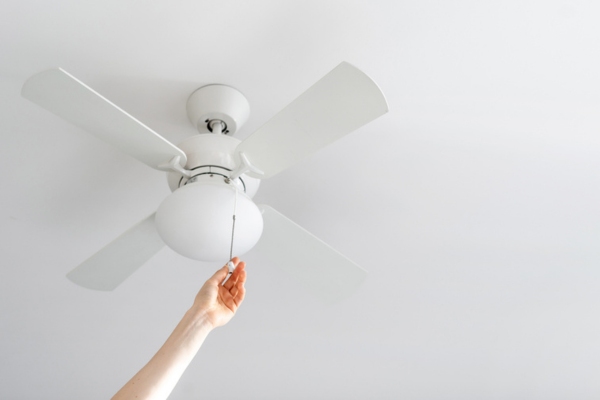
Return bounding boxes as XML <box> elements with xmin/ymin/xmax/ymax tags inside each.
<box><xmin>21</xmin><ymin>62</ymin><xmax>388</xmax><ymax>303</ymax></box>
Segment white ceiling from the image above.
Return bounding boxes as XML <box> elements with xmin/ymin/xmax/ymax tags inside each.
<box><xmin>2</xmin><ymin>1</ymin><xmax>600</xmax><ymax>398</ymax></box>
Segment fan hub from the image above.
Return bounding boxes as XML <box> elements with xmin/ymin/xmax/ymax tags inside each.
<box><xmin>166</xmin><ymin>134</ymin><xmax>260</xmax><ymax>198</ymax></box>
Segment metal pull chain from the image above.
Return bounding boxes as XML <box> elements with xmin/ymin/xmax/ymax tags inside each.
<box><xmin>229</xmin><ymin>189</ymin><xmax>237</xmax><ymax>261</ymax></box>
<box><xmin>226</xmin><ymin>179</ymin><xmax>238</xmax><ymax>274</ymax></box>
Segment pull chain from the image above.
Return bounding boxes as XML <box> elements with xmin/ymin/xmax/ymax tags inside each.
<box><xmin>226</xmin><ymin>179</ymin><xmax>238</xmax><ymax>274</ymax></box>
<box><xmin>229</xmin><ymin>187</ymin><xmax>238</xmax><ymax>261</ymax></box>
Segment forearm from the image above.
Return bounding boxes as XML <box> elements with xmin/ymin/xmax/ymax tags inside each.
<box><xmin>112</xmin><ymin>307</ymin><xmax>214</xmax><ymax>400</ymax></box>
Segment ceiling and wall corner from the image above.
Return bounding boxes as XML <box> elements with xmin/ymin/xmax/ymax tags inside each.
<box><xmin>1</xmin><ymin>1</ymin><xmax>600</xmax><ymax>399</ymax></box>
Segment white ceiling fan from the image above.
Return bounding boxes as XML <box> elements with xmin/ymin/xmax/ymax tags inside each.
<box><xmin>21</xmin><ymin>62</ymin><xmax>388</xmax><ymax>303</ymax></box>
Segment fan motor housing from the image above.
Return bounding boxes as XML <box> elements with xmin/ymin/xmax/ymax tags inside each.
<box><xmin>166</xmin><ymin>134</ymin><xmax>260</xmax><ymax>198</ymax></box>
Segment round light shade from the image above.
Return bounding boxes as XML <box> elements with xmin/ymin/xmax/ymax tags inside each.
<box><xmin>155</xmin><ymin>181</ymin><xmax>263</xmax><ymax>261</ymax></box>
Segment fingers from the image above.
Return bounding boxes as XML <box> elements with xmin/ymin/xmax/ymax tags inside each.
<box><xmin>233</xmin><ymin>277</ymin><xmax>246</xmax><ymax>307</ymax></box>
<box><xmin>229</xmin><ymin>269</ymin><xmax>246</xmax><ymax>304</ymax></box>
<box><xmin>219</xmin><ymin>268</ymin><xmax>247</xmax><ymax>312</ymax></box>
<box><xmin>226</xmin><ymin>256</ymin><xmax>240</xmax><ymax>273</ymax></box>
<box><xmin>218</xmin><ymin>291</ymin><xmax>236</xmax><ymax>313</ymax></box>
<box><xmin>209</xmin><ymin>265</ymin><xmax>229</xmax><ymax>285</ymax></box>
<box><xmin>236</xmin><ymin>262</ymin><xmax>247</xmax><ymax>284</ymax></box>
<box><xmin>209</xmin><ymin>257</ymin><xmax>243</xmax><ymax>286</ymax></box>
<box><xmin>213</xmin><ymin>257</ymin><xmax>247</xmax><ymax>312</ymax></box>
<box><xmin>223</xmin><ymin>260</ymin><xmax>246</xmax><ymax>290</ymax></box>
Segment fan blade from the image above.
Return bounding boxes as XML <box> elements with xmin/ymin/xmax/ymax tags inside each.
<box><xmin>255</xmin><ymin>205</ymin><xmax>367</xmax><ymax>303</ymax></box>
<box><xmin>236</xmin><ymin>62</ymin><xmax>388</xmax><ymax>179</ymax></box>
<box><xmin>67</xmin><ymin>213</ymin><xmax>164</xmax><ymax>291</ymax></box>
<box><xmin>21</xmin><ymin>68</ymin><xmax>186</xmax><ymax>169</ymax></box>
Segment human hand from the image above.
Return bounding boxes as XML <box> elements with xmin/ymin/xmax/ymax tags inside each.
<box><xmin>191</xmin><ymin>257</ymin><xmax>247</xmax><ymax>329</ymax></box>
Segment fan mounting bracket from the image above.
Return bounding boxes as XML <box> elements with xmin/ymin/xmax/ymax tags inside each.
<box><xmin>229</xmin><ymin>152</ymin><xmax>263</xmax><ymax>180</ymax></box>
<box><xmin>186</xmin><ymin>84</ymin><xmax>250</xmax><ymax>136</ymax></box>
<box><xmin>158</xmin><ymin>155</ymin><xmax>192</xmax><ymax>177</ymax></box>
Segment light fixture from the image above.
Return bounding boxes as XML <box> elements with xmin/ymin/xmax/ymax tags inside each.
<box><xmin>155</xmin><ymin>178</ymin><xmax>263</xmax><ymax>262</ymax></box>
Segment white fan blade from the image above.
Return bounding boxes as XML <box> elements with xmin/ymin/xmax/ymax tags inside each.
<box><xmin>22</xmin><ymin>68</ymin><xmax>187</xmax><ymax>170</ymax></box>
<box><xmin>255</xmin><ymin>205</ymin><xmax>367</xmax><ymax>303</ymax></box>
<box><xmin>236</xmin><ymin>62</ymin><xmax>388</xmax><ymax>179</ymax></box>
<box><xmin>67</xmin><ymin>213</ymin><xmax>164</xmax><ymax>291</ymax></box>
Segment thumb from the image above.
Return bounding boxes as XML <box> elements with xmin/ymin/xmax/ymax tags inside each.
<box><xmin>209</xmin><ymin>265</ymin><xmax>229</xmax><ymax>285</ymax></box>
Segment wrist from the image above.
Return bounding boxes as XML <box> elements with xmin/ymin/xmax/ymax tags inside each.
<box><xmin>185</xmin><ymin>306</ymin><xmax>215</xmax><ymax>333</ymax></box>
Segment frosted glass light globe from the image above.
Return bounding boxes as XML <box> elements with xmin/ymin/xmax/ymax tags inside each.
<box><xmin>155</xmin><ymin>181</ymin><xmax>263</xmax><ymax>261</ymax></box>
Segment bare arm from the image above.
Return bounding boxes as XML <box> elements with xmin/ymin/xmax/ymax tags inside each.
<box><xmin>112</xmin><ymin>258</ymin><xmax>247</xmax><ymax>400</ymax></box>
